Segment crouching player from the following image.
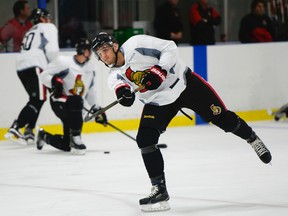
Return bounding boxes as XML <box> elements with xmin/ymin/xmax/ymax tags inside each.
<box><xmin>37</xmin><ymin>38</ymin><xmax>107</xmax><ymax>155</ymax></box>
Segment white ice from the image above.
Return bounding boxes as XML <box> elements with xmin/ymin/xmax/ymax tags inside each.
<box><xmin>0</xmin><ymin>121</ymin><xmax>288</xmax><ymax>216</ymax></box>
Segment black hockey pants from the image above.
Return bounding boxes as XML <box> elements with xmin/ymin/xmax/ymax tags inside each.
<box><xmin>137</xmin><ymin>69</ymin><xmax>253</xmax><ymax>179</ymax></box>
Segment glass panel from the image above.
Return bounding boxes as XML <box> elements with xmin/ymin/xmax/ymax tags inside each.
<box><xmin>56</xmin><ymin>0</ymin><xmax>288</xmax><ymax>46</ymax></box>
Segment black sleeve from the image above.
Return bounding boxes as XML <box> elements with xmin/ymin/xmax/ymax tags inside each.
<box><xmin>239</xmin><ymin>17</ymin><xmax>251</xmax><ymax>43</ymax></box>
<box><xmin>211</xmin><ymin>15</ymin><xmax>221</xmax><ymax>26</ymax></box>
<box><xmin>266</xmin><ymin>17</ymin><xmax>276</xmax><ymax>41</ymax></box>
<box><xmin>154</xmin><ymin>6</ymin><xmax>170</xmax><ymax>39</ymax></box>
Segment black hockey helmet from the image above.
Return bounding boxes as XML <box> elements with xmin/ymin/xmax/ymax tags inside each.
<box><xmin>91</xmin><ymin>32</ymin><xmax>117</xmax><ymax>56</ymax></box>
<box><xmin>30</xmin><ymin>8</ymin><xmax>51</xmax><ymax>24</ymax></box>
<box><xmin>75</xmin><ymin>38</ymin><xmax>91</xmax><ymax>55</ymax></box>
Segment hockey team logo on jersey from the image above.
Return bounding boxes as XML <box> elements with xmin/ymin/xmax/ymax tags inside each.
<box><xmin>210</xmin><ymin>104</ymin><xmax>221</xmax><ymax>115</ymax></box>
<box><xmin>125</xmin><ymin>67</ymin><xmax>149</xmax><ymax>92</ymax></box>
<box><xmin>69</xmin><ymin>74</ymin><xmax>85</xmax><ymax>96</ymax></box>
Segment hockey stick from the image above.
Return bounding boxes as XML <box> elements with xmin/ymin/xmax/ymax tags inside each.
<box><xmin>84</xmin><ymin>85</ymin><xmax>145</xmax><ymax>122</ymax></box>
<box><xmin>179</xmin><ymin>109</ymin><xmax>193</xmax><ymax>120</ymax></box>
<box><xmin>107</xmin><ymin>122</ymin><xmax>167</xmax><ymax>149</ymax></box>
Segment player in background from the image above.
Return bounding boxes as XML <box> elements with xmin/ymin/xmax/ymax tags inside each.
<box><xmin>4</xmin><ymin>8</ymin><xmax>59</xmax><ymax>145</ymax></box>
<box><xmin>91</xmin><ymin>32</ymin><xmax>272</xmax><ymax>212</ymax></box>
<box><xmin>36</xmin><ymin>38</ymin><xmax>107</xmax><ymax>155</ymax></box>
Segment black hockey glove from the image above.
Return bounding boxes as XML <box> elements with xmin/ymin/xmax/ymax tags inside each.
<box><xmin>115</xmin><ymin>84</ymin><xmax>135</xmax><ymax>107</ymax></box>
<box><xmin>93</xmin><ymin>107</ymin><xmax>108</xmax><ymax>126</ymax></box>
<box><xmin>141</xmin><ymin>65</ymin><xmax>167</xmax><ymax>90</ymax></box>
<box><xmin>51</xmin><ymin>76</ymin><xmax>64</xmax><ymax>98</ymax></box>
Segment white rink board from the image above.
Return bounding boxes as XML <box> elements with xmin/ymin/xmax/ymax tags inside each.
<box><xmin>207</xmin><ymin>42</ymin><xmax>288</xmax><ymax>111</ymax></box>
<box><xmin>1</xmin><ymin>42</ymin><xmax>288</xmax><ymax>127</ymax></box>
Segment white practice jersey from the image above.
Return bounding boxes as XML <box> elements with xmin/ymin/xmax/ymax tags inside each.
<box><xmin>108</xmin><ymin>35</ymin><xmax>189</xmax><ymax>106</ymax></box>
<box><xmin>40</xmin><ymin>55</ymin><xmax>98</xmax><ymax>107</ymax></box>
<box><xmin>16</xmin><ymin>23</ymin><xmax>59</xmax><ymax>71</ymax></box>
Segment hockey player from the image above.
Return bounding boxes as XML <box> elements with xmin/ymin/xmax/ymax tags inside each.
<box><xmin>91</xmin><ymin>32</ymin><xmax>272</xmax><ymax>212</ymax></box>
<box><xmin>4</xmin><ymin>8</ymin><xmax>59</xmax><ymax>145</ymax></box>
<box><xmin>36</xmin><ymin>38</ymin><xmax>107</xmax><ymax>155</ymax></box>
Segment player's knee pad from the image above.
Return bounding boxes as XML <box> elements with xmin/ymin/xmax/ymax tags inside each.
<box><xmin>136</xmin><ymin>127</ymin><xmax>160</xmax><ymax>150</ymax></box>
<box><xmin>212</xmin><ymin>110</ymin><xmax>240</xmax><ymax>133</ymax></box>
<box><xmin>66</xmin><ymin>95</ymin><xmax>83</xmax><ymax>111</ymax></box>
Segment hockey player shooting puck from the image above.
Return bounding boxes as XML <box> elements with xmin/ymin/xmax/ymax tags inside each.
<box><xmin>104</xmin><ymin>151</ymin><xmax>110</xmax><ymax>154</ymax></box>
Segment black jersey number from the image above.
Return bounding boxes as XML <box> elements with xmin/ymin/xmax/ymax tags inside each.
<box><xmin>22</xmin><ymin>32</ymin><xmax>35</xmax><ymax>50</ymax></box>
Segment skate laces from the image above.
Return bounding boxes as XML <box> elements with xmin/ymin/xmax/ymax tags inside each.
<box><xmin>250</xmin><ymin>137</ymin><xmax>268</xmax><ymax>156</ymax></box>
<box><xmin>148</xmin><ymin>185</ymin><xmax>160</xmax><ymax>198</ymax></box>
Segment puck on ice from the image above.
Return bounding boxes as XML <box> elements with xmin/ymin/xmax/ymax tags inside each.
<box><xmin>104</xmin><ymin>151</ymin><xmax>110</xmax><ymax>154</ymax></box>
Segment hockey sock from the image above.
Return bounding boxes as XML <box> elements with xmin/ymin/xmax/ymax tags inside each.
<box><xmin>66</xmin><ymin>96</ymin><xmax>83</xmax><ymax>133</ymax></box>
<box><xmin>151</xmin><ymin>173</ymin><xmax>166</xmax><ymax>186</ymax></box>
<box><xmin>141</xmin><ymin>147</ymin><xmax>164</xmax><ymax>179</ymax></box>
<box><xmin>232</xmin><ymin>117</ymin><xmax>254</xmax><ymax>140</ymax></box>
<box><xmin>17</xmin><ymin>100</ymin><xmax>45</xmax><ymax>128</ymax></box>
<box><xmin>47</xmin><ymin>134</ymin><xmax>70</xmax><ymax>151</ymax></box>
<box><xmin>213</xmin><ymin>110</ymin><xmax>253</xmax><ymax>140</ymax></box>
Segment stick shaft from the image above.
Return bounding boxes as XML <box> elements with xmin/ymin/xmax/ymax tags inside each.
<box><xmin>107</xmin><ymin>122</ymin><xmax>167</xmax><ymax>148</ymax></box>
<box><xmin>84</xmin><ymin>85</ymin><xmax>144</xmax><ymax>122</ymax></box>
<box><xmin>107</xmin><ymin>122</ymin><xmax>136</xmax><ymax>141</ymax></box>
<box><xmin>179</xmin><ymin>109</ymin><xmax>193</xmax><ymax>120</ymax></box>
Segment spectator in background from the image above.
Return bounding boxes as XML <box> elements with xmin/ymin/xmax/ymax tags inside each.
<box><xmin>189</xmin><ymin>0</ymin><xmax>221</xmax><ymax>45</ymax></box>
<box><xmin>154</xmin><ymin>0</ymin><xmax>183</xmax><ymax>45</ymax></box>
<box><xmin>59</xmin><ymin>16</ymin><xmax>87</xmax><ymax>48</ymax></box>
<box><xmin>239</xmin><ymin>0</ymin><xmax>275</xmax><ymax>43</ymax></box>
<box><xmin>0</xmin><ymin>0</ymin><xmax>32</xmax><ymax>52</ymax></box>
<box><xmin>266</xmin><ymin>0</ymin><xmax>288</xmax><ymax>41</ymax></box>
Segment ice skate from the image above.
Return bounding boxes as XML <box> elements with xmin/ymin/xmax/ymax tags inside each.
<box><xmin>24</xmin><ymin>128</ymin><xmax>35</xmax><ymax>145</ymax></box>
<box><xmin>139</xmin><ymin>184</ymin><xmax>170</xmax><ymax>212</ymax></box>
<box><xmin>248</xmin><ymin>135</ymin><xmax>272</xmax><ymax>164</ymax></box>
<box><xmin>271</xmin><ymin>103</ymin><xmax>288</xmax><ymax>121</ymax></box>
<box><xmin>70</xmin><ymin>135</ymin><xmax>86</xmax><ymax>155</ymax></box>
<box><xmin>4</xmin><ymin>120</ymin><xmax>27</xmax><ymax>145</ymax></box>
<box><xmin>35</xmin><ymin>126</ymin><xmax>47</xmax><ymax>150</ymax></box>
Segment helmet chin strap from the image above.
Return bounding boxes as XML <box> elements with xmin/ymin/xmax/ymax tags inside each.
<box><xmin>102</xmin><ymin>47</ymin><xmax>119</xmax><ymax>68</ymax></box>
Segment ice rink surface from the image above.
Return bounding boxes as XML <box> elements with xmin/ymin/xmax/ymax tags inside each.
<box><xmin>0</xmin><ymin>120</ymin><xmax>288</xmax><ymax>216</ymax></box>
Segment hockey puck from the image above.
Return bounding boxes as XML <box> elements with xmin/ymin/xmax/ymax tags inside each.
<box><xmin>157</xmin><ymin>144</ymin><xmax>168</xmax><ymax>148</ymax></box>
<box><xmin>104</xmin><ymin>151</ymin><xmax>110</xmax><ymax>154</ymax></box>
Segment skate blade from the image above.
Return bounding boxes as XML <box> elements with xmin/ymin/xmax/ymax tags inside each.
<box><xmin>4</xmin><ymin>132</ymin><xmax>27</xmax><ymax>145</ymax></box>
<box><xmin>141</xmin><ymin>201</ymin><xmax>170</xmax><ymax>212</ymax></box>
<box><xmin>70</xmin><ymin>148</ymin><xmax>86</xmax><ymax>155</ymax></box>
